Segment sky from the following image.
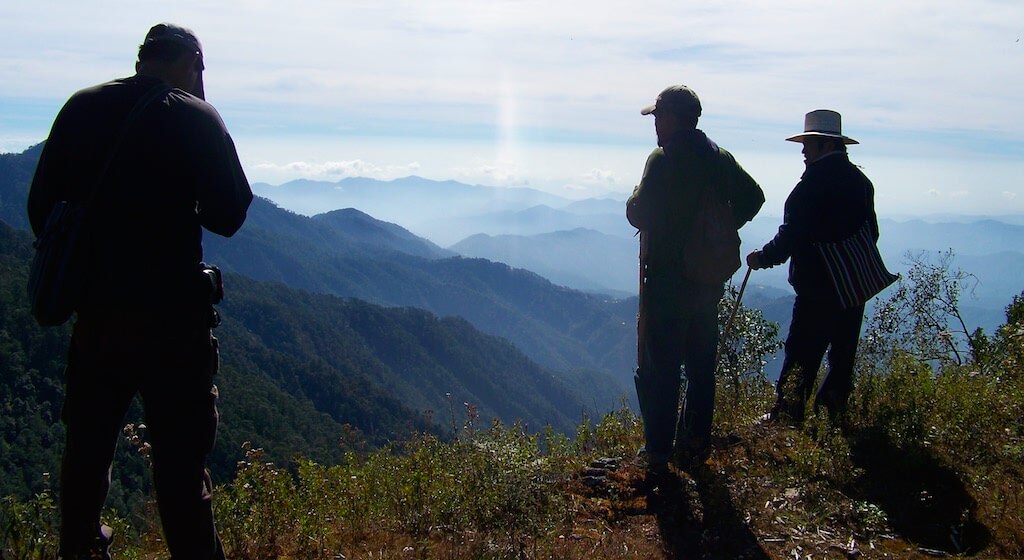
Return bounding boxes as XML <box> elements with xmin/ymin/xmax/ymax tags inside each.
<box><xmin>1</xmin><ymin>1</ymin><xmax>1022</xmax><ymax>218</ymax></box>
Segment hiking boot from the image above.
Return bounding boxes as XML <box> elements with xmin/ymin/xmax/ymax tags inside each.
<box><xmin>637</xmin><ymin>445</ymin><xmax>672</xmax><ymax>476</ymax></box>
<box><xmin>673</xmin><ymin>439</ymin><xmax>710</xmax><ymax>472</ymax></box>
<box><xmin>62</xmin><ymin>524</ymin><xmax>113</xmax><ymax>560</ymax></box>
<box><xmin>637</xmin><ymin>445</ymin><xmax>670</xmax><ymax>464</ymax></box>
<box><xmin>760</xmin><ymin>405</ymin><xmax>803</xmax><ymax>427</ymax></box>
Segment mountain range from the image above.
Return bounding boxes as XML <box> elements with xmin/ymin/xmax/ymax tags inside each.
<box><xmin>0</xmin><ymin>217</ymin><xmax>613</xmax><ymax>504</ymax></box>
<box><xmin>251</xmin><ymin>174</ymin><xmax>1023</xmax><ymax>333</ymax></box>
<box><xmin>2</xmin><ymin>144</ymin><xmax>650</xmax><ymax>504</ymax></box>
<box><xmin>4</xmin><ymin>141</ymin><xmax>1021</xmax><ymax>502</ymax></box>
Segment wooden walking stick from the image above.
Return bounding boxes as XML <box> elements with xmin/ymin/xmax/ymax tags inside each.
<box><xmin>718</xmin><ymin>266</ymin><xmax>752</xmax><ymax>397</ymax></box>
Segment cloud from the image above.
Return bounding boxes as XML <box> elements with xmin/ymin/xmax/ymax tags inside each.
<box><xmin>581</xmin><ymin>168</ymin><xmax>618</xmax><ymax>184</ymax></box>
<box><xmin>458</xmin><ymin>165</ymin><xmax>528</xmax><ymax>187</ymax></box>
<box><xmin>255</xmin><ymin>159</ymin><xmax>421</xmax><ymax>180</ymax></box>
<box><xmin>924</xmin><ymin>189</ymin><xmax>970</xmax><ymax>200</ymax></box>
<box><xmin>4</xmin><ymin>1</ymin><xmax>1023</xmax><ymax>214</ymax></box>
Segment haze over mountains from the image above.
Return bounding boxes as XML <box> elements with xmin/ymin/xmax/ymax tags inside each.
<box><xmin>0</xmin><ymin>145</ymin><xmax>636</xmax><ymax>448</ymax></box>
<box><xmin>252</xmin><ymin>175</ymin><xmax>1024</xmax><ymax>332</ymax></box>
<box><xmin>3</xmin><ymin>143</ymin><xmax>1022</xmax><ymax>442</ymax></box>
<box><xmin>4</xmin><ymin>141</ymin><xmax>1022</xmax><ymax>506</ymax></box>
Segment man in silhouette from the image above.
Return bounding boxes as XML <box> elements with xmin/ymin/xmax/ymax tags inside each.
<box><xmin>627</xmin><ymin>85</ymin><xmax>764</xmax><ymax>473</ymax></box>
<box><xmin>746</xmin><ymin>109</ymin><xmax>877</xmax><ymax>425</ymax></box>
<box><xmin>27</xmin><ymin>23</ymin><xmax>252</xmax><ymax>559</ymax></box>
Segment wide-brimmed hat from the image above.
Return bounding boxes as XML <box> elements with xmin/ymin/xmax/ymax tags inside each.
<box><xmin>641</xmin><ymin>85</ymin><xmax>702</xmax><ymax>117</ymax></box>
<box><xmin>786</xmin><ymin>109</ymin><xmax>858</xmax><ymax>144</ymax></box>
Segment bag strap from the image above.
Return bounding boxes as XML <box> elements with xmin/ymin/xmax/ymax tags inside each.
<box><xmin>84</xmin><ymin>83</ymin><xmax>172</xmax><ymax>209</ymax></box>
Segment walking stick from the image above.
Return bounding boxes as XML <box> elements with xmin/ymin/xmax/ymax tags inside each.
<box><xmin>722</xmin><ymin>266</ymin><xmax>752</xmax><ymax>347</ymax></box>
<box><xmin>717</xmin><ymin>266</ymin><xmax>752</xmax><ymax>397</ymax></box>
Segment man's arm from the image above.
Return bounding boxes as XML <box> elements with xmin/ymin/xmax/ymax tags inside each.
<box><xmin>720</xmin><ymin>150</ymin><xmax>764</xmax><ymax>227</ymax></box>
<box><xmin>755</xmin><ymin>181</ymin><xmax>815</xmax><ymax>268</ymax></box>
<box><xmin>626</xmin><ymin>149</ymin><xmax>666</xmax><ymax>231</ymax></box>
<box><xmin>27</xmin><ymin>142</ymin><xmax>61</xmax><ymax>237</ymax></box>
<box><xmin>26</xmin><ymin>100</ymin><xmax>83</xmax><ymax>238</ymax></box>
<box><xmin>190</xmin><ymin>104</ymin><xmax>253</xmax><ymax>237</ymax></box>
<box><xmin>865</xmin><ymin>179</ymin><xmax>880</xmax><ymax>242</ymax></box>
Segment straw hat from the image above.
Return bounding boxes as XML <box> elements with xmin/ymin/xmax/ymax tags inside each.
<box><xmin>786</xmin><ymin>109</ymin><xmax>858</xmax><ymax>144</ymax></box>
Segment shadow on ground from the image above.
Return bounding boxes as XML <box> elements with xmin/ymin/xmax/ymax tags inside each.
<box><xmin>847</xmin><ymin>427</ymin><xmax>992</xmax><ymax>555</ymax></box>
<box><xmin>646</xmin><ymin>465</ymin><xmax>770</xmax><ymax>560</ymax></box>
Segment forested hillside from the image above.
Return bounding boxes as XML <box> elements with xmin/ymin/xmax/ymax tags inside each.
<box><xmin>0</xmin><ymin>143</ymin><xmax>40</xmax><ymax>231</ymax></box>
<box><xmin>0</xmin><ymin>221</ymin><xmax>595</xmax><ymax>510</ymax></box>
<box><xmin>203</xmin><ymin>197</ymin><xmax>638</xmax><ymax>391</ymax></box>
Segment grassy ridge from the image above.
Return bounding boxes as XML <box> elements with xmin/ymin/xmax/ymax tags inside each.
<box><xmin>3</xmin><ymin>352</ymin><xmax>1021</xmax><ymax>559</ymax></box>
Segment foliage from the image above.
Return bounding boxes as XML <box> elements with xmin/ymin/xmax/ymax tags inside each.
<box><xmin>214</xmin><ymin>419</ymin><xmax>581</xmax><ymax>560</ymax></box>
<box><xmin>3</xmin><ymin>356</ymin><xmax>1023</xmax><ymax>559</ymax></box>
<box><xmin>864</xmin><ymin>250</ymin><xmax>986</xmax><ymax>369</ymax></box>
<box><xmin>0</xmin><ymin>143</ymin><xmax>42</xmax><ymax>231</ymax></box>
<box><xmin>0</xmin><ymin>487</ymin><xmax>57</xmax><ymax>560</ymax></box>
<box><xmin>714</xmin><ymin>281</ymin><xmax>784</xmax><ymax>432</ymax></box>
<box><xmin>219</xmin><ymin>272</ymin><xmax>589</xmax><ymax>437</ymax></box>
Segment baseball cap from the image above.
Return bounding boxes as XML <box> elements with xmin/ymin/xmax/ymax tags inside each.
<box><xmin>143</xmin><ymin>23</ymin><xmax>202</xmax><ymax>55</ymax></box>
<box><xmin>641</xmin><ymin>85</ymin><xmax>702</xmax><ymax>117</ymax></box>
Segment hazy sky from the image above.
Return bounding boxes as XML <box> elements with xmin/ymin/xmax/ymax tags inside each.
<box><xmin>2</xmin><ymin>1</ymin><xmax>1021</xmax><ymax>217</ymax></box>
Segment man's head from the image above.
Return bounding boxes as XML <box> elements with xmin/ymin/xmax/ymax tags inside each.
<box><xmin>786</xmin><ymin>109</ymin><xmax>857</xmax><ymax>164</ymax></box>
<box><xmin>642</xmin><ymin>85</ymin><xmax>701</xmax><ymax>147</ymax></box>
<box><xmin>136</xmin><ymin>23</ymin><xmax>205</xmax><ymax>99</ymax></box>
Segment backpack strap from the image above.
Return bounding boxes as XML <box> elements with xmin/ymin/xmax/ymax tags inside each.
<box><xmin>84</xmin><ymin>83</ymin><xmax>173</xmax><ymax>210</ymax></box>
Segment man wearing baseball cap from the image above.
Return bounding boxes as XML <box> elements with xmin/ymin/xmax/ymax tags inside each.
<box><xmin>28</xmin><ymin>23</ymin><xmax>251</xmax><ymax>559</ymax></box>
<box><xmin>746</xmin><ymin>110</ymin><xmax>879</xmax><ymax>425</ymax></box>
<box><xmin>627</xmin><ymin>85</ymin><xmax>764</xmax><ymax>475</ymax></box>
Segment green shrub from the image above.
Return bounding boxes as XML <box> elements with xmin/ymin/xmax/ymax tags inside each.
<box><xmin>1</xmin><ymin>488</ymin><xmax>57</xmax><ymax>560</ymax></box>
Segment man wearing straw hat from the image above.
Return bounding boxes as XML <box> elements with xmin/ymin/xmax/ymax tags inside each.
<box><xmin>627</xmin><ymin>85</ymin><xmax>764</xmax><ymax>474</ymax></box>
<box><xmin>747</xmin><ymin>109</ymin><xmax>879</xmax><ymax>425</ymax></box>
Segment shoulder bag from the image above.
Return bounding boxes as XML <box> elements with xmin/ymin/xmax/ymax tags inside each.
<box><xmin>814</xmin><ymin>220</ymin><xmax>899</xmax><ymax>310</ymax></box>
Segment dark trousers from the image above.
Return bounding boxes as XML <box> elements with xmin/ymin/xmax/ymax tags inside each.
<box><xmin>635</xmin><ymin>278</ymin><xmax>723</xmax><ymax>461</ymax></box>
<box><xmin>774</xmin><ymin>294</ymin><xmax>864</xmax><ymax>422</ymax></box>
<box><xmin>59</xmin><ymin>311</ymin><xmax>225</xmax><ymax>560</ymax></box>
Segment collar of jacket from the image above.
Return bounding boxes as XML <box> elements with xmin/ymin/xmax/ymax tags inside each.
<box><xmin>807</xmin><ymin>150</ymin><xmax>846</xmax><ymax>166</ymax></box>
<box><xmin>801</xmin><ymin>151</ymin><xmax>849</xmax><ymax>177</ymax></box>
<box><xmin>664</xmin><ymin>128</ymin><xmax>718</xmax><ymax>157</ymax></box>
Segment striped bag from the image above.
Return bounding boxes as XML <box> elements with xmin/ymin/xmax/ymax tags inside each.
<box><xmin>815</xmin><ymin>222</ymin><xmax>899</xmax><ymax>309</ymax></box>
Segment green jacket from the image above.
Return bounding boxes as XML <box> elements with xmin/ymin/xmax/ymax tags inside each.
<box><xmin>626</xmin><ymin>129</ymin><xmax>764</xmax><ymax>280</ymax></box>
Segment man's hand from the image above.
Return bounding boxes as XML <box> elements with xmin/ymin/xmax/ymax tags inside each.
<box><xmin>746</xmin><ymin>250</ymin><xmax>765</xmax><ymax>270</ymax></box>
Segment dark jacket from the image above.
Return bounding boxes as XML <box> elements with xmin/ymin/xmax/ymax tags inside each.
<box><xmin>27</xmin><ymin>74</ymin><xmax>253</xmax><ymax>316</ymax></box>
<box><xmin>626</xmin><ymin>129</ymin><xmax>764</xmax><ymax>281</ymax></box>
<box><xmin>759</xmin><ymin>152</ymin><xmax>877</xmax><ymax>301</ymax></box>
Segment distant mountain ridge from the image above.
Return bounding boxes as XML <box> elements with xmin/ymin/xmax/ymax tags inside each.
<box><xmin>451</xmin><ymin>228</ymin><xmax>637</xmax><ymax>297</ymax></box>
<box><xmin>5</xmin><ymin>143</ymin><xmax>1022</xmax><ymax>415</ymax></box>
<box><xmin>252</xmin><ymin>175</ymin><xmax>1024</xmax><ymax>323</ymax></box>
<box><xmin>217</xmin><ymin>273</ymin><xmax>587</xmax><ymax>435</ymax></box>
<box><xmin>200</xmin><ymin>196</ymin><xmax>638</xmax><ymax>390</ymax></box>
<box><xmin>0</xmin><ymin>145</ymin><xmax>636</xmax><ymax>420</ymax></box>
<box><xmin>0</xmin><ymin>143</ymin><xmax>42</xmax><ymax>231</ymax></box>
<box><xmin>313</xmin><ymin>207</ymin><xmax>454</xmax><ymax>259</ymax></box>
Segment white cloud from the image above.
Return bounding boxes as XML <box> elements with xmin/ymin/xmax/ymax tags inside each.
<box><xmin>451</xmin><ymin>161</ymin><xmax>528</xmax><ymax>187</ymax></box>
<box><xmin>579</xmin><ymin>168</ymin><xmax>619</xmax><ymax>186</ymax></box>
<box><xmin>254</xmin><ymin>159</ymin><xmax>421</xmax><ymax>181</ymax></box>
<box><xmin>2</xmin><ymin>0</ymin><xmax>1023</xmax><ymax>214</ymax></box>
